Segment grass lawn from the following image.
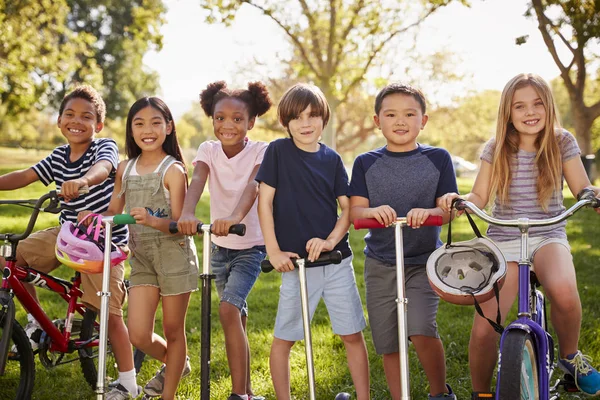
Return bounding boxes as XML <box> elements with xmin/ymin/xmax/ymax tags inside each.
<box><xmin>1</xmin><ymin>176</ymin><xmax>599</xmax><ymax>399</ymax></box>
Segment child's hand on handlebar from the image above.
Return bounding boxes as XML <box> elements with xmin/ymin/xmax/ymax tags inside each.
<box><xmin>212</xmin><ymin>216</ymin><xmax>240</xmax><ymax>237</ymax></box>
<box><xmin>406</xmin><ymin>208</ymin><xmax>432</xmax><ymax>228</ymax></box>
<box><xmin>60</xmin><ymin>179</ymin><xmax>88</xmax><ymax>202</ymax></box>
<box><xmin>130</xmin><ymin>207</ymin><xmax>152</xmax><ymax>226</ymax></box>
<box><xmin>369</xmin><ymin>205</ymin><xmax>397</xmax><ymax>226</ymax></box>
<box><xmin>437</xmin><ymin>192</ymin><xmax>463</xmax><ymax>215</ymax></box>
<box><xmin>177</xmin><ymin>213</ymin><xmax>202</xmax><ymax>235</ymax></box>
<box><xmin>268</xmin><ymin>250</ymin><xmax>301</xmax><ymax>272</ymax></box>
<box><xmin>306</xmin><ymin>237</ymin><xmax>334</xmax><ymax>262</ymax></box>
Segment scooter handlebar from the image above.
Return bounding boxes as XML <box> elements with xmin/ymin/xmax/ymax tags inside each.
<box><xmin>353</xmin><ymin>215</ymin><xmax>442</xmax><ymax>229</ymax></box>
<box><xmin>261</xmin><ymin>250</ymin><xmax>343</xmax><ymax>273</ymax></box>
<box><xmin>168</xmin><ymin>222</ymin><xmax>246</xmax><ymax>236</ymax></box>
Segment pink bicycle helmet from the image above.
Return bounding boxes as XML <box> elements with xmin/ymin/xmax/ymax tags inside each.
<box><xmin>55</xmin><ymin>213</ymin><xmax>127</xmax><ymax>274</ymax></box>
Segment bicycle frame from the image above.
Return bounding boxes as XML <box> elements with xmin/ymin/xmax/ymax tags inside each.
<box><xmin>1</xmin><ymin>190</ymin><xmax>99</xmax><ymax>376</ymax></box>
<box><xmin>2</xmin><ymin>262</ymin><xmax>96</xmax><ymax>354</ymax></box>
<box><xmin>455</xmin><ymin>189</ymin><xmax>599</xmax><ymax>400</ymax></box>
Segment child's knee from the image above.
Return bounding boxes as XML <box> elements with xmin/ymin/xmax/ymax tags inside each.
<box><xmin>128</xmin><ymin>328</ymin><xmax>152</xmax><ymax>349</ymax></box>
<box><xmin>272</xmin><ymin>337</ymin><xmax>295</xmax><ymax>351</ymax></box>
<box><xmin>339</xmin><ymin>331</ymin><xmax>364</xmax><ymax>345</ymax></box>
<box><xmin>163</xmin><ymin>324</ymin><xmax>186</xmax><ymax>343</ymax></box>
<box><xmin>471</xmin><ymin>320</ymin><xmax>498</xmax><ymax>343</ymax></box>
<box><xmin>219</xmin><ymin>301</ymin><xmax>241</xmax><ymax>322</ymax></box>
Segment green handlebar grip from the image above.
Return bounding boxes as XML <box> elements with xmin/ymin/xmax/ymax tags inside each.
<box><xmin>113</xmin><ymin>214</ymin><xmax>137</xmax><ymax>225</ymax></box>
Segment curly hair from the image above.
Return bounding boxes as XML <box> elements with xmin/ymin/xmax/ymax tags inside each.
<box><xmin>199</xmin><ymin>81</ymin><xmax>272</xmax><ymax>118</ymax></box>
<box><xmin>59</xmin><ymin>85</ymin><xmax>106</xmax><ymax>123</ymax></box>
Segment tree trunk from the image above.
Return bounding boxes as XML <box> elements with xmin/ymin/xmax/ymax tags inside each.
<box><xmin>572</xmin><ymin>106</ymin><xmax>593</xmax><ymax>156</ymax></box>
<box><xmin>322</xmin><ymin>95</ymin><xmax>338</xmax><ymax>150</ymax></box>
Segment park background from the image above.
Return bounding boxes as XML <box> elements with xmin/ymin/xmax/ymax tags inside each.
<box><xmin>1</xmin><ymin>0</ymin><xmax>600</xmax><ymax>398</ymax></box>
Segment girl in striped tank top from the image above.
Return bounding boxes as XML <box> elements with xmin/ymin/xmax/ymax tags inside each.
<box><xmin>438</xmin><ymin>73</ymin><xmax>600</xmax><ymax>398</ymax></box>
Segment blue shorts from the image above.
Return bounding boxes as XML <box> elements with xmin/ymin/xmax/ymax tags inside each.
<box><xmin>274</xmin><ymin>255</ymin><xmax>367</xmax><ymax>341</ymax></box>
<box><xmin>211</xmin><ymin>243</ymin><xmax>266</xmax><ymax>316</ymax></box>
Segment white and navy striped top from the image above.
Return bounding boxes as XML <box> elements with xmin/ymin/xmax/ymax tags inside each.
<box><xmin>32</xmin><ymin>138</ymin><xmax>128</xmax><ymax>245</ymax></box>
<box><xmin>481</xmin><ymin>129</ymin><xmax>580</xmax><ymax>241</ymax></box>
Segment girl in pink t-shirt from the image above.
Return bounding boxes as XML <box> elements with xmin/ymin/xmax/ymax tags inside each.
<box><xmin>178</xmin><ymin>81</ymin><xmax>272</xmax><ymax>400</ymax></box>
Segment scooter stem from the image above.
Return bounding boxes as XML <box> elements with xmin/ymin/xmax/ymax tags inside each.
<box><xmin>395</xmin><ymin>222</ymin><xmax>411</xmax><ymax>400</ymax></box>
<box><xmin>298</xmin><ymin>259</ymin><xmax>317</xmax><ymax>400</ymax></box>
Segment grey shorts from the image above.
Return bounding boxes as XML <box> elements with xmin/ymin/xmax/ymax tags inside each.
<box><xmin>274</xmin><ymin>255</ymin><xmax>367</xmax><ymax>341</ymax></box>
<box><xmin>364</xmin><ymin>257</ymin><xmax>439</xmax><ymax>355</ymax></box>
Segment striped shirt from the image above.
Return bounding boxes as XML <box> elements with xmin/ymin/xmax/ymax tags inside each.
<box><xmin>481</xmin><ymin>129</ymin><xmax>580</xmax><ymax>241</ymax></box>
<box><xmin>32</xmin><ymin>138</ymin><xmax>128</xmax><ymax>245</ymax></box>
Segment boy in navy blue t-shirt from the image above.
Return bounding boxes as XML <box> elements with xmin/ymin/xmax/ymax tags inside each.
<box><xmin>256</xmin><ymin>83</ymin><xmax>369</xmax><ymax>400</ymax></box>
<box><xmin>349</xmin><ymin>83</ymin><xmax>458</xmax><ymax>400</ymax></box>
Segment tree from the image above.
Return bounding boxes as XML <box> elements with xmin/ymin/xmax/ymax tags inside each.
<box><xmin>0</xmin><ymin>0</ymin><xmax>93</xmax><ymax>117</ymax></box>
<box><xmin>423</xmin><ymin>90</ymin><xmax>500</xmax><ymax>162</ymax></box>
<box><xmin>199</xmin><ymin>0</ymin><xmax>466</xmax><ymax>149</ymax></box>
<box><xmin>0</xmin><ymin>0</ymin><xmax>165</xmax><ymax>121</ymax></box>
<box><xmin>63</xmin><ymin>0</ymin><xmax>166</xmax><ymax>117</ymax></box>
<box><xmin>526</xmin><ymin>0</ymin><xmax>600</xmax><ymax>156</ymax></box>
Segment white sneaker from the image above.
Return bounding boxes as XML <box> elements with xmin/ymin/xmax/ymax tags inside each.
<box><xmin>23</xmin><ymin>320</ymin><xmax>42</xmax><ymax>351</ymax></box>
<box><xmin>11</xmin><ymin>320</ymin><xmax>42</xmax><ymax>353</ymax></box>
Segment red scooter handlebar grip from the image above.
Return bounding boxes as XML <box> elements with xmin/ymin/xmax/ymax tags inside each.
<box><xmin>353</xmin><ymin>215</ymin><xmax>443</xmax><ymax>229</ymax></box>
<box><xmin>422</xmin><ymin>215</ymin><xmax>443</xmax><ymax>226</ymax></box>
<box><xmin>353</xmin><ymin>219</ymin><xmax>386</xmax><ymax>229</ymax></box>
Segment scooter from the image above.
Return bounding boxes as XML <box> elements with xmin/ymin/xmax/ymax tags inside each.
<box><xmin>262</xmin><ymin>250</ymin><xmax>351</xmax><ymax>400</ymax></box>
<box><xmin>96</xmin><ymin>214</ymin><xmax>137</xmax><ymax>399</ymax></box>
<box><xmin>353</xmin><ymin>215</ymin><xmax>442</xmax><ymax>400</ymax></box>
<box><xmin>168</xmin><ymin>221</ymin><xmax>245</xmax><ymax>400</ymax></box>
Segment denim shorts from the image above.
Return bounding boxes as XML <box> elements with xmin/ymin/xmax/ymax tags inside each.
<box><xmin>211</xmin><ymin>243</ymin><xmax>266</xmax><ymax>316</ymax></box>
<box><xmin>273</xmin><ymin>255</ymin><xmax>367</xmax><ymax>341</ymax></box>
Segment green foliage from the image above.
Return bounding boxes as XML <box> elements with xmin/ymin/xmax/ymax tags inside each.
<box><xmin>423</xmin><ymin>90</ymin><xmax>501</xmax><ymax>161</ymax></box>
<box><xmin>199</xmin><ymin>0</ymin><xmax>467</xmax><ymax>147</ymax></box>
<box><xmin>0</xmin><ymin>0</ymin><xmax>166</xmax><ymax>122</ymax></box>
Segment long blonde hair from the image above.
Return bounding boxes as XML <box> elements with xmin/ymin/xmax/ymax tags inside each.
<box><xmin>489</xmin><ymin>73</ymin><xmax>562</xmax><ymax>210</ymax></box>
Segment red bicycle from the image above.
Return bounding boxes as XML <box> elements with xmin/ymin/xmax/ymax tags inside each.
<box><xmin>0</xmin><ymin>190</ymin><xmax>122</xmax><ymax>399</ymax></box>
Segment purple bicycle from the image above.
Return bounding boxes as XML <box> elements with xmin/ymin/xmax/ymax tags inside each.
<box><xmin>453</xmin><ymin>188</ymin><xmax>599</xmax><ymax>400</ymax></box>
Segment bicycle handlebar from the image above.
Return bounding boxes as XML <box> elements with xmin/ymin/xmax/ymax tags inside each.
<box><xmin>454</xmin><ymin>188</ymin><xmax>599</xmax><ymax>228</ymax></box>
<box><xmin>167</xmin><ymin>222</ymin><xmax>246</xmax><ymax>236</ymax></box>
<box><xmin>0</xmin><ymin>191</ymin><xmax>60</xmax><ymax>242</ymax></box>
<box><xmin>261</xmin><ymin>250</ymin><xmax>343</xmax><ymax>273</ymax></box>
<box><xmin>353</xmin><ymin>215</ymin><xmax>443</xmax><ymax>230</ymax></box>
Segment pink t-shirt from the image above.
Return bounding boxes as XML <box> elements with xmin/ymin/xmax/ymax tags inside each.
<box><xmin>193</xmin><ymin>139</ymin><xmax>268</xmax><ymax>249</ymax></box>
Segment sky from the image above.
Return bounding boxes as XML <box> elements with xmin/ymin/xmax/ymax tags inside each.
<box><xmin>143</xmin><ymin>0</ymin><xmax>570</xmax><ymax>119</ymax></box>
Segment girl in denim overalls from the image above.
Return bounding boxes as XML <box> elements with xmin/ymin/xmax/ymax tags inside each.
<box><xmin>178</xmin><ymin>81</ymin><xmax>272</xmax><ymax>400</ymax></box>
<box><xmin>104</xmin><ymin>97</ymin><xmax>198</xmax><ymax>400</ymax></box>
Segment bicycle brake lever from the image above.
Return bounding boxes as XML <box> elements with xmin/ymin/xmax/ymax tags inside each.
<box><xmin>43</xmin><ymin>192</ymin><xmax>62</xmax><ymax>214</ymax></box>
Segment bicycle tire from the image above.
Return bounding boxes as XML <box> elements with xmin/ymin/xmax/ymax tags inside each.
<box><xmin>0</xmin><ymin>313</ymin><xmax>35</xmax><ymax>400</ymax></box>
<box><xmin>497</xmin><ymin>330</ymin><xmax>540</xmax><ymax>400</ymax></box>
<box><xmin>78</xmin><ymin>309</ymin><xmax>118</xmax><ymax>390</ymax></box>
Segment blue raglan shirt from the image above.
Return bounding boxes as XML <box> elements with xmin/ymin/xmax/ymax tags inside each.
<box><xmin>348</xmin><ymin>144</ymin><xmax>458</xmax><ymax>265</ymax></box>
<box><xmin>256</xmin><ymin>138</ymin><xmax>352</xmax><ymax>259</ymax></box>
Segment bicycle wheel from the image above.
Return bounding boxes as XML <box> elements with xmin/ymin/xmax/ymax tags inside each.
<box><xmin>78</xmin><ymin>309</ymin><xmax>119</xmax><ymax>390</ymax></box>
<box><xmin>498</xmin><ymin>330</ymin><xmax>540</xmax><ymax>400</ymax></box>
<box><xmin>0</xmin><ymin>313</ymin><xmax>35</xmax><ymax>400</ymax></box>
